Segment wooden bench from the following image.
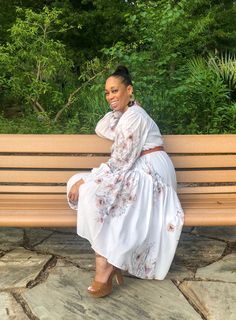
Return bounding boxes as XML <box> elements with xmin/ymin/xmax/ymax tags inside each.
<box><xmin>0</xmin><ymin>134</ymin><xmax>235</xmax><ymax>227</ymax></box>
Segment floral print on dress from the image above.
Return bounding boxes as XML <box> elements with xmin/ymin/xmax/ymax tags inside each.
<box><xmin>95</xmin><ymin>111</ymin><xmax>123</xmax><ymax>140</ymax></box>
<box><xmin>142</xmin><ymin>159</ymin><xmax>184</xmax><ymax>234</ymax></box>
<box><xmin>95</xmin><ymin>171</ymin><xmax>139</xmax><ymax>220</ymax></box>
<box><xmin>143</xmin><ymin>161</ymin><xmax>165</xmax><ymax>201</ymax></box>
<box><xmin>129</xmin><ymin>242</ymin><xmax>157</xmax><ymax>279</ymax></box>
<box><xmin>176</xmin><ymin>207</ymin><xmax>184</xmax><ymax>225</ymax></box>
<box><xmin>167</xmin><ymin>205</ymin><xmax>184</xmax><ymax>233</ymax></box>
<box><xmin>94</xmin><ymin>111</ymin><xmax>148</xmax><ymax>221</ymax></box>
<box><xmin>108</xmin><ymin>126</ymin><xmax>143</xmax><ymax>172</ymax></box>
<box><xmin>109</xmin><ymin>111</ymin><xmax>123</xmax><ymax>132</ymax></box>
<box><xmin>167</xmin><ymin>223</ymin><xmax>176</xmax><ymax>232</ymax></box>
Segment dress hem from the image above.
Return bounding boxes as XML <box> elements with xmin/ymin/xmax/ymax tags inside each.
<box><xmin>77</xmin><ymin>231</ymin><xmax>168</xmax><ymax>280</ymax></box>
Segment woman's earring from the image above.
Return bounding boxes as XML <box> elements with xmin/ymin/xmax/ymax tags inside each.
<box><xmin>128</xmin><ymin>93</ymin><xmax>135</xmax><ymax>107</ymax></box>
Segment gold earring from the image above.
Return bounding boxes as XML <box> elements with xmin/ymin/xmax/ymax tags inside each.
<box><xmin>128</xmin><ymin>93</ymin><xmax>135</xmax><ymax>107</ymax></box>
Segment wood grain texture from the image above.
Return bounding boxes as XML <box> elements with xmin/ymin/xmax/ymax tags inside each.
<box><xmin>0</xmin><ymin>155</ymin><xmax>109</xmax><ymax>169</ymax></box>
<box><xmin>0</xmin><ymin>134</ymin><xmax>235</xmax><ymax>226</ymax></box>
<box><xmin>1</xmin><ymin>134</ymin><xmax>236</xmax><ymax>153</ymax></box>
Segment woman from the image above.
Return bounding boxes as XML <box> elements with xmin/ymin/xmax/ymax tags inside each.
<box><xmin>67</xmin><ymin>66</ymin><xmax>184</xmax><ymax>298</ymax></box>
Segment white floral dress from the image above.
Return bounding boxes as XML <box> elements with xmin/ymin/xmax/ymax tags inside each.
<box><xmin>67</xmin><ymin>103</ymin><xmax>184</xmax><ymax>280</ymax></box>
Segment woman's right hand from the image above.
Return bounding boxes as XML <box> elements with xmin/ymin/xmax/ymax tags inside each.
<box><xmin>68</xmin><ymin>179</ymin><xmax>85</xmax><ymax>203</ymax></box>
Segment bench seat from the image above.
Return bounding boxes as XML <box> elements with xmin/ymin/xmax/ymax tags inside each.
<box><xmin>0</xmin><ymin>194</ymin><xmax>235</xmax><ymax>227</ymax></box>
<box><xmin>0</xmin><ymin>134</ymin><xmax>235</xmax><ymax>227</ymax></box>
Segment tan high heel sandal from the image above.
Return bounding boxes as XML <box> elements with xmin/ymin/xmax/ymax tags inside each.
<box><xmin>88</xmin><ymin>268</ymin><xmax>124</xmax><ymax>298</ymax></box>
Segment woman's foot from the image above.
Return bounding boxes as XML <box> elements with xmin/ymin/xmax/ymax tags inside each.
<box><xmin>87</xmin><ymin>254</ymin><xmax>124</xmax><ymax>298</ymax></box>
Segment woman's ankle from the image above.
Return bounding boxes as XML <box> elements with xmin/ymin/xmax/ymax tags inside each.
<box><xmin>94</xmin><ymin>255</ymin><xmax>114</xmax><ymax>283</ymax></box>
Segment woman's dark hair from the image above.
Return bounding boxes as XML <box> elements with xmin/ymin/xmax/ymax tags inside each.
<box><xmin>110</xmin><ymin>65</ymin><xmax>133</xmax><ymax>86</ymax></box>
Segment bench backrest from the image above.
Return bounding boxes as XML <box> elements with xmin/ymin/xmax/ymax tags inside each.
<box><xmin>0</xmin><ymin>134</ymin><xmax>235</xmax><ymax>196</ymax></box>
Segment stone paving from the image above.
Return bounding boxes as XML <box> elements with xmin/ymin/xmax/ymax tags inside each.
<box><xmin>0</xmin><ymin>226</ymin><xmax>235</xmax><ymax>320</ymax></box>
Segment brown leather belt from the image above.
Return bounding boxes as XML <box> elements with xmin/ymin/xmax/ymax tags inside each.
<box><xmin>140</xmin><ymin>146</ymin><xmax>164</xmax><ymax>157</ymax></box>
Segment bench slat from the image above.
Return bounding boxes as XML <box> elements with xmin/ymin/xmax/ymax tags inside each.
<box><xmin>1</xmin><ymin>155</ymin><xmax>235</xmax><ymax>169</ymax></box>
<box><xmin>1</xmin><ymin>134</ymin><xmax>236</xmax><ymax>153</ymax></box>
<box><xmin>0</xmin><ymin>192</ymin><xmax>235</xmax><ymax>199</ymax></box>
<box><xmin>178</xmin><ymin>186</ymin><xmax>236</xmax><ymax>194</ymax></box>
<box><xmin>1</xmin><ymin>192</ymin><xmax>235</xmax><ymax>201</ymax></box>
<box><xmin>171</xmin><ymin>155</ymin><xmax>236</xmax><ymax>168</ymax></box>
<box><xmin>176</xmin><ymin>170</ymin><xmax>236</xmax><ymax>183</ymax></box>
<box><xmin>1</xmin><ymin>199</ymin><xmax>235</xmax><ymax>209</ymax></box>
<box><xmin>184</xmin><ymin>208</ymin><xmax>236</xmax><ymax>226</ymax></box>
<box><xmin>0</xmin><ymin>185</ymin><xmax>66</xmax><ymax>194</ymax></box>
<box><xmin>164</xmin><ymin>134</ymin><xmax>236</xmax><ymax>153</ymax></box>
<box><xmin>0</xmin><ymin>156</ymin><xmax>109</xmax><ymax>169</ymax></box>
<box><xmin>0</xmin><ymin>135</ymin><xmax>111</xmax><ymax>153</ymax></box>
<box><xmin>1</xmin><ymin>169</ymin><xmax>236</xmax><ymax>183</ymax></box>
<box><xmin>182</xmin><ymin>202</ymin><xmax>236</xmax><ymax>208</ymax></box>
<box><xmin>0</xmin><ymin>194</ymin><xmax>66</xmax><ymax>199</ymax></box>
<box><xmin>0</xmin><ymin>170</ymin><xmax>86</xmax><ymax>183</ymax></box>
<box><xmin>180</xmin><ymin>193</ymin><xmax>236</xmax><ymax>200</ymax></box>
<box><xmin>0</xmin><ymin>185</ymin><xmax>236</xmax><ymax>195</ymax></box>
<box><xmin>0</xmin><ymin>208</ymin><xmax>235</xmax><ymax>227</ymax></box>
<box><xmin>0</xmin><ymin>203</ymin><xmax>69</xmax><ymax>210</ymax></box>
<box><xmin>0</xmin><ymin>213</ymin><xmax>76</xmax><ymax>227</ymax></box>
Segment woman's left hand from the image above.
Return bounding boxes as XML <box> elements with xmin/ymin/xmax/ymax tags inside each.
<box><xmin>68</xmin><ymin>179</ymin><xmax>85</xmax><ymax>202</ymax></box>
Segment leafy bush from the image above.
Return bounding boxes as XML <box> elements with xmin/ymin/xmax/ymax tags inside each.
<box><xmin>0</xmin><ymin>1</ymin><xmax>236</xmax><ymax>134</ymax></box>
<box><xmin>101</xmin><ymin>1</ymin><xmax>236</xmax><ymax>134</ymax></box>
<box><xmin>0</xmin><ymin>6</ymin><xmax>76</xmax><ymax>120</ymax></box>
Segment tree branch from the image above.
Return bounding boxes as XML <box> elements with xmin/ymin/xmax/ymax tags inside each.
<box><xmin>54</xmin><ymin>67</ymin><xmax>109</xmax><ymax>122</ymax></box>
<box><xmin>31</xmin><ymin>99</ymin><xmax>46</xmax><ymax>113</ymax></box>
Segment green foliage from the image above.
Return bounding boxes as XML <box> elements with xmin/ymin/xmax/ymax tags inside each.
<box><xmin>0</xmin><ymin>83</ymin><xmax>109</xmax><ymax>134</ymax></box>
<box><xmin>208</xmin><ymin>52</ymin><xmax>236</xmax><ymax>99</ymax></box>
<box><xmin>0</xmin><ymin>112</ymin><xmax>58</xmax><ymax>134</ymax></box>
<box><xmin>0</xmin><ymin>0</ymin><xmax>45</xmax><ymax>44</ymax></box>
<box><xmin>180</xmin><ymin>57</ymin><xmax>231</xmax><ymax>133</ymax></box>
<box><xmin>0</xmin><ymin>5</ymin><xmax>117</xmax><ymax>129</ymax></box>
<box><xmin>102</xmin><ymin>0</ymin><xmax>236</xmax><ymax>134</ymax></box>
<box><xmin>51</xmin><ymin>0</ymin><xmax>137</xmax><ymax>64</ymax></box>
<box><xmin>77</xmin><ymin>84</ymin><xmax>109</xmax><ymax>133</ymax></box>
<box><xmin>0</xmin><ymin>6</ymin><xmax>75</xmax><ymax>119</ymax></box>
<box><xmin>0</xmin><ymin>1</ymin><xmax>236</xmax><ymax>134</ymax></box>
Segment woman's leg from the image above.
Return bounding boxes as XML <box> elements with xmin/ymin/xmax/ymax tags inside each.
<box><xmin>90</xmin><ymin>253</ymin><xmax>114</xmax><ymax>287</ymax></box>
<box><xmin>88</xmin><ymin>252</ymin><xmax>124</xmax><ymax>297</ymax></box>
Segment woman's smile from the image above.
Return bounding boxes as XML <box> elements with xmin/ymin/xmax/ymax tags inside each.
<box><xmin>110</xmin><ymin>100</ymin><xmax>119</xmax><ymax>109</ymax></box>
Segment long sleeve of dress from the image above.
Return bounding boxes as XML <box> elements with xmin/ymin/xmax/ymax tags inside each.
<box><xmin>89</xmin><ymin>108</ymin><xmax>151</xmax><ymax>218</ymax></box>
<box><xmin>95</xmin><ymin>111</ymin><xmax>122</xmax><ymax>141</ymax></box>
<box><xmin>107</xmin><ymin>108</ymin><xmax>149</xmax><ymax>172</ymax></box>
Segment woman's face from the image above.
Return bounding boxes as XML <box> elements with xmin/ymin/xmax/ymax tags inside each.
<box><xmin>105</xmin><ymin>76</ymin><xmax>133</xmax><ymax>113</ymax></box>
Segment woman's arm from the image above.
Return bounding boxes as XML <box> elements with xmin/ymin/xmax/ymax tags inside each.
<box><xmin>95</xmin><ymin>111</ymin><xmax>122</xmax><ymax>141</ymax></box>
<box><xmin>107</xmin><ymin>109</ymin><xmax>149</xmax><ymax>172</ymax></box>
